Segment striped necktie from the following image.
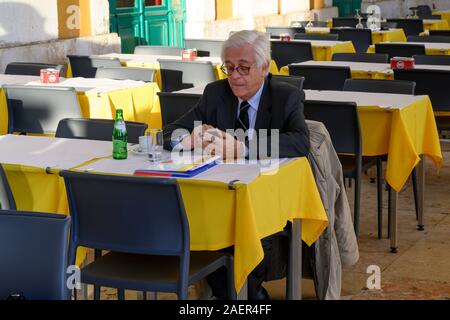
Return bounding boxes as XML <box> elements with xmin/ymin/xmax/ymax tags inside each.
<box><xmin>235</xmin><ymin>100</ymin><xmax>250</xmax><ymax>131</ymax></box>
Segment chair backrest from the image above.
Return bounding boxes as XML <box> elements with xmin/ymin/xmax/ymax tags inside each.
<box><xmin>303</xmin><ymin>100</ymin><xmax>361</xmax><ymax>155</ymax></box>
<box><xmin>0</xmin><ymin>210</ymin><xmax>71</xmax><ymax>300</ymax></box>
<box><xmin>67</xmin><ymin>55</ymin><xmax>121</xmax><ymax>78</ymax></box>
<box><xmin>374</xmin><ymin>43</ymin><xmax>426</xmax><ymax>59</ymax></box>
<box><xmin>157</xmin><ymin>92</ymin><xmax>202</xmax><ymax>127</ymax></box>
<box><xmin>266</xmin><ymin>26</ymin><xmax>305</xmax><ymax>38</ymax></box>
<box><xmin>380</xmin><ymin>21</ymin><xmax>398</xmax><ymax>30</ymax></box>
<box><xmin>271</xmin><ymin>75</ymin><xmax>305</xmax><ymax>90</ymax></box>
<box><xmin>332</xmin><ymin>17</ymin><xmax>366</xmax><ymax>28</ymax></box>
<box><xmin>184</xmin><ymin>39</ymin><xmax>224</xmax><ymax>57</ymax></box>
<box><xmin>394</xmin><ymin>68</ymin><xmax>450</xmax><ymax>111</ymax></box>
<box><xmin>332</xmin><ymin>52</ymin><xmax>389</xmax><ymax>63</ymax></box>
<box><xmin>55</xmin><ymin>118</ymin><xmax>148</xmax><ymax>144</ymax></box>
<box><xmin>158</xmin><ymin>59</ymin><xmax>216</xmax><ymax>92</ymax></box>
<box><xmin>4</xmin><ymin>85</ymin><xmax>82</xmax><ymax>134</ymax></box>
<box><xmin>416</xmin><ymin>5</ymin><xmax>432</xmax><ymax>17</ymax></box>
<box><xmin>343</xmin><ymin>78</ymin><xmax>416</xmax><ymax>95</ymax></box>
<box><xmin>134</xmin><ymin>45</ymin><xmax>184</xmax><ymax>56</ymax></box>
<box><xmin>271</xmin><ymin>41</ymin><xmax>314</xmax><ymax>68</ymax></box>
<box><xmin>419</xmin><ymin>14</ymin><xmax>441</xmax><ymax>20</ymax></box>
<box><xmin>5</xmin><ymin>62</ymin><xmax>63</xmax><ymax>76</ymax></box>
<box><xmin>429</xmin><ymin>30</ymin><xmax>450</xmax><ymax>37</ymax></box>
<box><xmin>0</xmin><ymin>164</ymin><xmax>16</xmax><ymax>210</ymax></box>
<box><xmin>294</xmin><ymin>33</ymin><xmax>339</xmax><ymax>41</ymax></box>
<box><xmin>288</xmin><ymin>65</ymin><xmax>351</xmax><ymax>90</ymax></box>
<box><xmin>412</xmin><ymin>54</ymin><xmax>450</xmax><ymax>65</ymax></box>
<box><xmin>60</xmin><ymin>170</ymin><xmax>190</xmax><ymax>264</ymax></box>
<box><xmin>407</xmin><ymin>35</ymin><xmax>450</xmax><ymax>43</ymax></box>
<box><xmin>337</xmin><ymin>28</ymin><xmax>372</xmax><ymax>53</ymax></box>
<box><xmin>386</xmin><ymin>19</ymin><xmax>424</xmax><ymax>36</ymax></box>
<box><xmin>95</xmin><ymin>67</ymin><xmax>156</xmax><ymax>82</ymax></box>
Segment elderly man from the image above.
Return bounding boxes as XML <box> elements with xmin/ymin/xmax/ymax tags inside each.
<box><xmin>163</xmin><ymin>30</ymin><xmax>310</xmax><ymax>299</ymax></box>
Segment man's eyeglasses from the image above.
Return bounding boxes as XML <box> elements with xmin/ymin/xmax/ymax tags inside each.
<box><xmin>220</xmin><ymin>63</ymin><xmax>254</xmax><ymax>76</ymax></box>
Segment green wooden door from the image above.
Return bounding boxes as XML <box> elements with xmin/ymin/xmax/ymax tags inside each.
<box><xmin>109</xmin><ymin>0</ymin><xmax>185</xmax><ymax>53</ymax></box>
<box><xmin>333</xmin><ymin>0</ymin><xmax>361</xmax><ymax>17</ymax></box>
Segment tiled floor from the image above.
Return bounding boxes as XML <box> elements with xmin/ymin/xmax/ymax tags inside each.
<box><xmin>94</xmin><ymin>142</ymin><xmax>450</xmax><ymax>300</ymax></box>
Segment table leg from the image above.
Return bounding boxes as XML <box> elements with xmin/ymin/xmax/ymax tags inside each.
<box><xmin>417</xmin><ymin>156</ymin><xmax>425</xmax><ymax>231</ymax></box>
<box><xmin>289</xmin><ymin>218</ymin><xmax>302</xmax><ymax>300</ymax></box>
<box><xmin>388</xmin><ymin>187</ymin><xmax>398</xmax><ymax>253</ymax></box>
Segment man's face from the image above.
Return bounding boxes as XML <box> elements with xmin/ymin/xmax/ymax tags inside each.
<box><xmin>224</xmin><ymin>43</ymin><xmax>268</xmax><ymax>101</ymax></box>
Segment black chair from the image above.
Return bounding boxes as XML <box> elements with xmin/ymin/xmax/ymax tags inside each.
<box><xmin>407</xmin><ymin>35</ymin><xmax>450</xmax><ymax>43</ymax></box>
<box><xmin>60</xmin><ymin>170</ymin><xmax>235</xmax><ymax>300</ymax></box>
<box><xmin>5</xmin><ymin>62</ymin><xmax>63</xmax><ymax>76</ymax></box>
<box><xmin>337</xmin><ymin>28</ymin><xmax>373</xmax><ymax>53</ymax></box>
<box><xmin>416</xmin><ymin>5</ymin><xmax>432</xmax><ymax>17</ymax></box>
<box><xmin>4</xmin><ymin>85</ymin><xmax>82</xmax><ymax>135</ymax></box>
<box><xmin>95</xmin><ymin>67</ymin><xmax>156</xmax><ymax>82</ymax></box>
<box><xmin>157</xmin><ymin>92</ymin><xmax>201</xmax><ymax>127</ymax></box>
<box><xmin>429</xmin><ymin>30</ymin><xmax>450</xmax><ymax>37</ymax></box>
<box><xmin>271</xmin><ymin>75</ymin><xmax>305</xmax><ymax>90</ymax></box>
<box><xmin>412</xmin><ymin>54</ymin><xmax>450</xmax><ymax>65</ymax></box>
<box><xmin>419</xmin><ymin>15</ymin><xmax>441</xmax><ymax>20</ymax></box>
<box><xmin>67</xmin><ymin>55</ymin><xmax>122</xmax><ymax>78</ymax></box>
<box><xmin>332</xmin><ymin>52</ymin><xmax>389</xmax><ymax>63</ymax></box>
<box><xmin>0</xmin><ymin>164</ymin><xmax>16</xmax><ymax>210</ymax></box>
<box><xmin>380</xmin><ymin>21</ymin><xmax>398</xmax><ymax>30</ymax></box>
<box><xmin>271</xmin><ymin>41</ymin><xmax>314</xmax><ymax>69</ymax></box>
<box><xmin>55</xmin><ymin>118</ymin><xmax>148</xmax><ymax>144</ymax></box>
<box><xmin>288</xmin><ymin>65</ymin><xmax>351</xmax><ymax>90</ymax></box>
<box><xmin>374</xmin><ymin>43</ymin><xmax>426</xmax><ymax>59</ymax></box>
<box><xmin>343</xmin><ymin>78</ymin><xmax>416</xmax><ymax>95</ymax></box>
<box><xmin>184</xmin><ymin>39</ymin><xmax>224</xmax><ymax>57</ymax></box>
<box><xmin>386</xmin><ymin>19</ymin><xmax>424</xmax><ymax>36</ymax></box>
<box><xmin>332</xmin><ymin>17</ymin><xmax>366</xmax><ymax>28</ymax></box>
<box><xmin>303</xmin><ymin>100</ymin><xmax>371</xmax><ymax>236</ymax></box>
<box><xmin>0</xmin><ymin>210</ymin><xmax>71</xmax><ymax>300</ymax></box>
<box><xmin>134</xmin><ymin>45</ymin><xmax>184</xmax><ymax>56</ymax></box>
<box><xmin>294</xmin><ymin>33</ymin><xmax>339</xmax><ymax>41</ymax></box>
<box><xmin>158</xmin><ymin>59</ymin><xmax>216</xmax><ymax>92</ymax></box>
<box><xmin>266</xmin><ymin>26</ymin><xmax>305</xmax><ymax>39</ymax></box>
<box><xmin>394</xmin><ymin>68</ymin><xmax>450</xmax><ymax>130</ymax></box>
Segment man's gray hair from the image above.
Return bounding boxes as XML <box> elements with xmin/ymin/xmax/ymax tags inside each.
<box><xmin>221</xmin><ymin>30</ymin><xmax>271</xmax><ymax>70</ymax></box>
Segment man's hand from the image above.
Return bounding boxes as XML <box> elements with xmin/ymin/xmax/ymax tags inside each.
<box><xmin>180</xmin><ymin>124</ymin><xmax>214</xmax><ymax>149</ymax></box>
<box><xmin>203</xmin><ymin>129</ymin><xmax>245</xmax><ymax>160</ymax></box>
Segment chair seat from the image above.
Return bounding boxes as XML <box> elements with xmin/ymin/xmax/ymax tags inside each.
<box><xmin>81</xmin><ymin>251</ymin><xmax>230</xmax><ymax>292</ymax></box>
<box><xmin>338</xmin><ymin>154</ymin><xmax>377</xmax><ymax>177</ymax></box>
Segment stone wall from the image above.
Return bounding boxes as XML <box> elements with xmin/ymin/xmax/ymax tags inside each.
<box><xmin>361</xmin><ymin>0</ymin><xmax>450</xmax><ymax>19</ymax></box>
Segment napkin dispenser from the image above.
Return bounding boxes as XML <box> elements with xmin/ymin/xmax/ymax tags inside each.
<box><xmin>40</xmin><ymin>68</ymin><xmax>60</xmax><ymax>83</ymax></box>
<box><xmin>181</xmin><ymin>49</ymin><xmax>198</xmax><ymax>61</ymax></box>
<box><xmin>390</xmin><ymin>57</ymin><xmax>415</xmax><ymax>69</ymax></box>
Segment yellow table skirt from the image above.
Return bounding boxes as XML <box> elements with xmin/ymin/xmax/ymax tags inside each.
<box><xmin>367</xmin><ymin>45</ymin><xmax>450</xmax><ymax>56</ymax></box>
<box><xmin>4</xmin><ymin>157</ymin><xmax>327</xmax><ymax>292</ymax></box>
<box><xmin>434</xmin><ymin>11</ymin><xmax>450</xmax><ymax>28</ymax></box>
<box><xmin>358</xmin><ymin>96</ymin><xmax>442</xmax><ymax>191</ymax></box>
<box><xmin>0</xmin><ymin>83</ymin><xmax>162</xmax><ymax>136</ymax></box>
<box><xmin>279</xmin><ymin>66</ymin><xmax>393</xmax><ymax>80</ymax></box>
<box><xmin>372</xmin><ymin>29</ymin><xmax>407</xmax><ymax>43</ymax></box>
<box><xmin>312</xmin><ymin>42</ymin><xmax>356</xmax><ymax>61</ymax></box>
<box><xmin>423</xmin><ymin>19</ymin><xmax>450</xmax><ymax>31</ymax></box>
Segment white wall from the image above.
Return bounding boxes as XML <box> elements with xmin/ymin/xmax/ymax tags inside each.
<box><xmin>90</xmin><ymin>0</ymin><xmax>110</xmax><ymax>36</ymax></box>
<box><xmin>362</xmin><ymin>0</ymin><xmax>450</xmax><ymax>18</ymax></box>
<box><xmin>0</xmin><ymin>0</ymin><xmax>59</xmax><ymax>47</ymax></box>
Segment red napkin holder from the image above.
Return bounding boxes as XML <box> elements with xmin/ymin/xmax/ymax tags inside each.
<box><xmin>40</xmin><ymin>68</ymin><xmax>60</xmax><ymax>83</ymax></box>
<box><xmin>390</xmin><ymin>57</ymin><xmax>415</xmax><ymax>69</ymax></box>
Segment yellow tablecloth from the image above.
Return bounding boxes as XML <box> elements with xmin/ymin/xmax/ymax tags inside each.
<box><xmin>0</xmin><ymin>83</ymin><xmax>162</xmax><ymax>136</ymax></box>
<box><xmin>358</xmin><ymin>96</ymin><xmax>442</xmax><ymax>191</ymax></box>
<box><xmin>372</xmin><ymin>29</ymin><xmax>407</xmax><ymax>43</ymax></box>
<box><xmin>423</xmin><ymin>19</ymin><xmax>450</xmax><ymax>31</ymax></box>
<box><xmin>434</xmin><ymin>11</ymin><xmax>450</xmax><ymax>27</ymax></box>
<box><xmin>279</xmin><ymin>65</ymin><xmax>393</xmax><ymax>80</ymax></box>
<box><xmin>4</xmin><ymin>157</ymin><xmax>327</xmax><ymax>292</ymax></box>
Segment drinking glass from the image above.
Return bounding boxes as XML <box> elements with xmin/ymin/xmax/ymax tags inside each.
<box><xmin>148</xmin><ymin>128</ymin><xmax>163</xmax><ymax>162</ymax></box>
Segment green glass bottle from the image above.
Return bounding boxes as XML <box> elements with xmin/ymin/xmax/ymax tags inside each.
<box><xmin>112</xmin><ymin>109</ymin><xmax>128</xmax><ymax>160</ymax></box>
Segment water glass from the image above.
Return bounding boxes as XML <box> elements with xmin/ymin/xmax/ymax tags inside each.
<box><xmin>148</xmin><ymin>128</ymin><xmax>163</xmax><ymax>162</ymax></box>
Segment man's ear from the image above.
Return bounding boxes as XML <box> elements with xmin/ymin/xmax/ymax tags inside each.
<box><xmin>263</xmin><ymin>61</ymin><xmax>270</xmax><ymax>75</ymax></box>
